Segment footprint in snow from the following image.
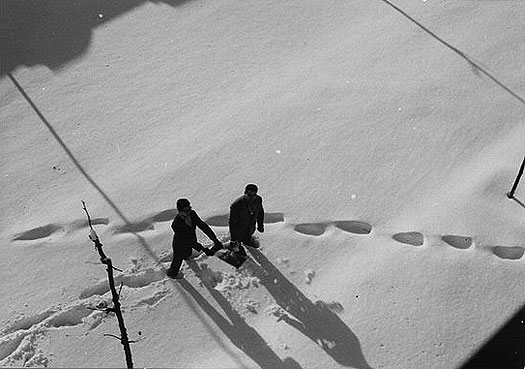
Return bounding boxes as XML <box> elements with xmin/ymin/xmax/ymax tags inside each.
<box><xmin>69</xmin><ymin>218</ymin><xmax>110</xmax><ymax>231</ymax></box>
<box><xmin>205</xmin><ymin>212</ymin><xmax>285</xmax><ymax>227</ymax></box>
<box><xmin>148</xmin><ymin>208</ymin><xmax>178</xmax><ymax>223</ymax></box>
<box><xmin>113</xmin><ymin>220</ymin><xmax>155</xmax><ymax>234</ymax></box>
<box><xmin>333</xmin><ymin>220</ymin><xmax>373</xmax><ymax>235</ymax></box>
<box><xmin>294</xmin><ymin>220</ymin><xmax>373</xmax><ymax>237</ymax></box>
<box><xmin>12</xmin><ymin>224</ymin><xmax>62</xmax><ymax>241</ymax></box>
<box><xmin>491</xmin><ymin>246</ymin><xmax>525</xmax><ymax>260</ymax></box>
<box><xmin>294</xmin><ymin>223</ymin><xmax>328</xmax><ymax>236</ymax></box>
<box><xmin>392</xmin><ymin>232</ymin><xmax>425</xmax><ymax>247</ymax></box>
<box><xmin>441</xmin><ymin>235</ymin><xmax>473</xmax><ymax>250</ymax></box>
<box><xmin>78</xmin><ymin>268</ymin><xmax>166</xmax><ymax>299</ymax></box>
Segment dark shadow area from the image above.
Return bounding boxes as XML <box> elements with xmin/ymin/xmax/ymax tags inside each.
<box><xmin>0</xmin><ymin>0</ymin><xmax>192</xmax><ymax>76</ymax></box>
<box><xmin>246</xmin><ymin>248</ymin><xmax>373</xmax><ymax>369</ymax></box>
<box><xmin>379</xmin><ymin>0</ymin><xmax>525</xmax><ymax>106</ymax></box>
<box><xmin>459</xmin><ymin>304</ymin><xmax>525</xmax><ymax>369</ymax></box>
<box><xmin>178</xmin><ymin>261</ymin><xmax>302</xmax><ymax>369</ymax></box>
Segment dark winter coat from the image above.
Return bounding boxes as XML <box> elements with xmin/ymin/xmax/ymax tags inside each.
<box><xmin>171</xmin><ymin>210</ymin><xmax>217</xmax><ymax>258</ymax></box>
<box><xmin>229</xmin><ymin>194</ymin><xmax>264</xmax><ymax>242</ymax></box>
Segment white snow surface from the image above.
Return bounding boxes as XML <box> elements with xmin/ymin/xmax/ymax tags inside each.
<box><xmin>1</xmin><ymin>0</ymin><xmax>524</xmax><ymax>368</ymax></box>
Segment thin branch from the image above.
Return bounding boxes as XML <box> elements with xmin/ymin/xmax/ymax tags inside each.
<box><xmin>83</xmin><ymin>201</ymin><xmax>134</xmax><ymax>369</ymax></box>
<box><xmin>104</xmin><ymin>334</ymin><xmax>123</xmax><ymax>341</ymax></box>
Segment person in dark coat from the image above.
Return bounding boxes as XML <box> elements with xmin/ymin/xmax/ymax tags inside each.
<box><xmin>229</xmin><ymin>184</ymin><xmax>264</xmax><ymax>246</ymax></box>
<box><xmin>167</xmin><ymin>198</ymin><xmax>223</xmax><ymax>278</ymax></box>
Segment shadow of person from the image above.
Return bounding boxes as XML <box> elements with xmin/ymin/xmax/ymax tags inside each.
<box><xmin>178</xmin><ymin>261</ymin><xmax>302</xmax><ymax>369</ymax></box>
<box><xmin>246</xmin><ymin>248</ymin><xmax>373</xmax><ymax>369</ymax></box>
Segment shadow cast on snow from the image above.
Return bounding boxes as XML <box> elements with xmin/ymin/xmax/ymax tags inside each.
<box><xmin>0</xmin><ymin>0</ymin><xmax>192</xmax><ymax>76</ymax></box>
<box><xmin>460</xmin><ymin>303</ymin><xmax>525</xmax><ymax>369</ymax></box>
<box><xmin>246</xmin><ymin>248</ymin><xmax>373</xmax><ymax>369</ymax></box>
<box><xmin>379</xmin><ymin>0</ymin><xmax>525</xmax><ymax>106</ymax></box>
<box><xmin>179</xmin><ymin>262</ymin><xmax>302</xmax><ymax>369</ymax></box>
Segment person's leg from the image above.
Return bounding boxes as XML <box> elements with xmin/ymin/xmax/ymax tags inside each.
<box><xmin>243</xmin><ymin>222</ymin><xmax>260</xmax><ymax>248</ymax></box>
<box><xmin>167</xmin><ymin>252</ymin><xmax>184</xmax><ymax>277</ymax></box>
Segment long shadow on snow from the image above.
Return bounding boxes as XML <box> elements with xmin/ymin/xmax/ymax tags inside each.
<box><xmin>6</xmin><ymin>69</ymin><xmax>249</xmax><ymax>366</ymax></box>
<box><xmin>179</xmin><ymin>261</ymin><xmax>302</xmax><ymax>369</ymax></box>
<box><xmin>0</xmin><ymin>0</ymin><xmax>193</xmax><ymax>76</ymax></box>
<box><xmin>246</xmin><ymin>248</ymin><xmax>373</xmax><ymax>369</ymax></box>
<box><xmin>379</xmin><ymin>0</ymin><xmax>525</xmax><ymax>106</ymax></box>
<box><xmin>459</xmin><ymin>303</ymin><xmax>525</xmax><ymax>369</ymax></box>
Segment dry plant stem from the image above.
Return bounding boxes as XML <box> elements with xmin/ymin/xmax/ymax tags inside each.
<box><xmin>82</xmin><ymin>201</ymin><xmax>134</xmax><ymax>369</ymax></box>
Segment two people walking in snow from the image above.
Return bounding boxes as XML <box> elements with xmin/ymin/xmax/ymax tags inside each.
<box><xmin>167</xmin><ymin>184</ymin><xmax>265</xmax><ymax>278</ymax></box>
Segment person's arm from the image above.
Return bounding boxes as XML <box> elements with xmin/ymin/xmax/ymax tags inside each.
<box><xmin>193</xmin><ymin>211</ymin><xmax>221</xmax><ymax>252</ymax></box>
<box><xmin>256</xmin><ymin>196</ymin><xmax>264</xmax><ymax>232</ymax></box>
<box><xmin>171</xmin><ymin>218</ymin><xmax>177</xmax><ymax>233</ymax></box>
<box><xmin>229</xmin><ymin>201</ymin><xmax>241</xmax><ymax>241</ymax></box>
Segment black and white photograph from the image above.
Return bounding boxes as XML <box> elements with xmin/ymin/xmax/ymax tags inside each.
<box><xmin>1</xmin><ymin>1</ymin><xmax>524</xmax><ymax>368</ymax></box>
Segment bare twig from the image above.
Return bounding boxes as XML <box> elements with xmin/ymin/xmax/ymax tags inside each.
<box><xmin>104</xmin><ymin>333</ymin><xmax>123</xmax><ymax>341</ymax></box>
<box><xmin>82</xmin><ymin>201</ymin><xmax>134</xmax><ymax>369</ymax></box>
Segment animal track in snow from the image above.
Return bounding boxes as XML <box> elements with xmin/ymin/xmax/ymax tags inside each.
<box><xmin>12</xmin><ymin>224</ymin><xmax>62</xmax><ymax>241</ymax></box>
<box><xmin>441</xmin><ymin>235</ymin><xmax>473</xmax><ymax>250</ymax></box>
<box><xmin>392</xmin><ymin>232</ymin><xmax>425</xmax><ymax>247</ymax></box>
<box><xmin>491</xmin><ymin>246</ymin><xmax>525</xmax><ymax>260</ymax></box>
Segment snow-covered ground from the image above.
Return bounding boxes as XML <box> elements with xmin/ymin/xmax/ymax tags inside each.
<box><xmin>1</xmin><ymin>0</ymin><xmax>524</xmax><ymax>367</ymax></box>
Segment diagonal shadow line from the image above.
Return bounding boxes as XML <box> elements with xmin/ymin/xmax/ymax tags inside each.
<box><xmin>246</xmin><ymin>247</ymin><xmax>373</xmax><ymax>369</ymax></box>
<box><xmin>379</xmin><ymin>0</ymin><xmax>525</xmax><ymax>106</ymax></box>
<box><xmin>510</xmin><ymin>196</ymin><xmax>525</xmax><ymax>210</ymax></box>
<box><xmin>182</xmin><ymin>261</ymin><xmax>303</xmax><ymax>369</ymax></box>
<box><xmin>7</xmin><ymin>72</ymin><xmax>161</xmax><ymax>265</ymax></box>
<box><xmin>7</xmin><ymin>71</ymin><xmax>264</xmax><ymax>358</ymax></box>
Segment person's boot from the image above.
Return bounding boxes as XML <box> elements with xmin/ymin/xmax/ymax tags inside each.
<box><xmin>210</xmin><ymin>242</ymin><xmax>223</xmax><ymax>254</ymax></box>
<box><xmin>167</xmin><ymin>269</ymin><xmax>183</xmax><ymax>279</ymax></box>
<box><xmin>244</xmin><ymin>236</ymin><xmax>260</xmax><ymax>248</ymax></box>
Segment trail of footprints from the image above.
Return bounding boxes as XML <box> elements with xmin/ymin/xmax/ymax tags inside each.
<box><xmin>11</xmin><ymin>207</ymin><xmax>525</xmax><ymax>261</ymax></box>
<box><xmin>4</xmin><ymin>208</ymin><xmax>524</xmax><ymax>365</ymax></box>
<box><xmin>0</xmin><ymin>267</ymin><xmax>170</xmax><ymax>366</ymax></box>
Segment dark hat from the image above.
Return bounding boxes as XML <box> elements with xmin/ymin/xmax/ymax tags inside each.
<box><xmin>244</xmin><ymin>183</ymin><xmax>258</xmax><ymax>193</ymax></box>
<box><xmin>176</xmin><ymin>198</ymin><xmax>191</xmax><ymax>211</ymax></box>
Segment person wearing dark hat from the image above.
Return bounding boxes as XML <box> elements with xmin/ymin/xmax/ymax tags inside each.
<box><xmin>166</xmin><ymin>198</ymin><xmax>223</xmax><ymax>278</ymax></box>
<box><xmin>229</xmin><ymin>184</ymin><xmax>265</xmax><ymax>246</ymax></box>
